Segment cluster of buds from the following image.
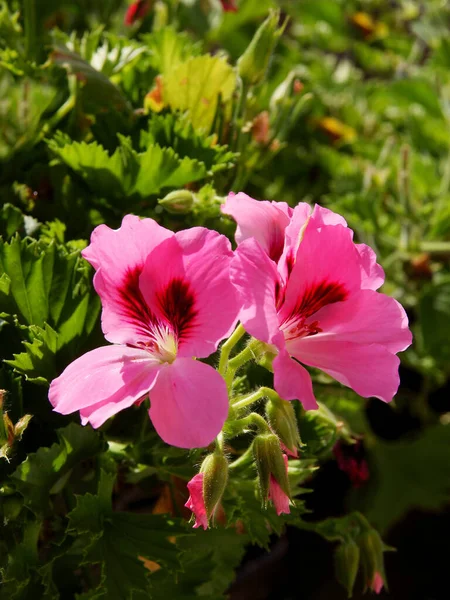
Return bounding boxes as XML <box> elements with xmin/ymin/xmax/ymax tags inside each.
<box><xmin>334</xmin><ymin>521</ymin><xmax>388</xmax><ymax>597</ymax></box>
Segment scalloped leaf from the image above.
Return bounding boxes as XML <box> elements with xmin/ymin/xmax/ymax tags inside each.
<box><xmin>48</xmin><ymin>135</ymin><xmax>207</xmax><ymax>204</ymax></box>
<box><xmin>164</xmin><ymin>54</ymin><xmax>236</xmax><ymax>132</ymax></box>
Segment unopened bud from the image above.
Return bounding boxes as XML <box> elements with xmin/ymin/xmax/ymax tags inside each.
<box><xmin>159</xmin><ymin>190</ymin><xmax>195</xmax><ymax>214</ymax></box>
<box><xmin>237</xmin><ymin>10</ymin><xmax>286</xmax><ymax>86</ymax></box>
<box><xmin>358</xmin><ymin>527</ymin><xmax>386</xmax><ymax>592</ymax></box>
<box><xmin>0</xmin><ymin>389</ymin><xmax>5</xmax><ymax>411</ymax></box>
<box><xmin>14</xmin><ymin>414</ymin><xmax>32</xmax><ymax>440</ymax></box>
<box><xmin>3</xmin><ymin>412</ymin><xmax>14</xmax><ymax>446</ymax></box>
<box><xmin>200</xmin><ymin>452</ymin><xmax>229</xmax><ymax>519</ymax></box>
<box><xmin>253</xmin><ymin>434</ymin><xmax>290</xmax><ymax>507</ymax></box>
<box><xmin>266</xmin><ymin>396</ymin><xmax>301</xmax><ymax>457</ymax></box>
<box><xmin>334</xmin><ymin>540</ymin><xmax>360</xmax><ymax>597</ymax></box>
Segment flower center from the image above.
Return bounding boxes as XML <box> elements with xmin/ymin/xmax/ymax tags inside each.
<box><xmin>138</xmin><ymin>324</ymin><xmax>178</xmax><ymax>363</ymax></box>
<box><xmin>282</xmin><ymin>317</ymin><xmax>322</xmax><ymax>343</ymax></box>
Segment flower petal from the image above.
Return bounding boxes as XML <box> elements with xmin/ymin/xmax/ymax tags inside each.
<box><xmin>279</xmin><ymin>223</ymin><xmax>362</xmax><ymax>326</ymax></box>
<box><xmin>82</xmin><ymin>215</ymin><xmax>173</xmax><ymax>345</ymax></box>
<box><xmin>289</xmin><ymin>339</ymin><xmax>401</xmax><ymax>402</ymax></box>
<box><xmin>185</xmin><ymin>473</ymin><xmax>208</xmax><ymax>530</ymax></box>
<box><xmin>273</xmin><ymin>350</ymin><xmax>317</xmax><ymax>409</ymax></box>
<box><xmin>269</xmin><ymin>455</ymin><xmax>290</xmax><ymax>515</ymax></box>
<box><xmin>175</xmin><ymin>227</ymin><xmax>239</xmax><ymax>356</ymax></box>
<box><xmin>230</xmin><ymin>238</ymin><xmax>282</xmax><ymax>345</ymax></box>
<box><xmin>301</xmin><ymin>289</ymin><xmax>412</xmax><ymax>353</ymax></box>
<box><xmin>139</xmin><ymin>231</ymin><xmax>238</xmax><ymax>358</ymax></box>
<box><xmin>222</xmin><ymin>192</ymin><xmax>292</xmax><ymax>263</ymax></box>
<box><xmin>49</xmin><ymin>345</ymin><xmax>160</xmax><ymax>423</ymax></box>
<box><xmin>148</xmin><ymin>359</ymin><xmax>229</xmax><ymax>448</ymax></box>
<box><xmin>356</xmin><ymin>243</ymin><xmax>385</xmax><ymax>290</ymax></box>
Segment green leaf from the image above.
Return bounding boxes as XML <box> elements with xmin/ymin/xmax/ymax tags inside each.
<box><xmin>11</xmin><ymin>423</ymin><xmax>105</xmax><ymax>515</ymax></box>
<box><xmin>143</xmin><ymin>27</ymin><xmax>202</xmax><ymax>77</ymax></box>
<box><xmin>142</xmin><ymin>113</ymin><xmax>236</xmax><ymax>173</ymax></box>
<box><xmin>150</xmin><ymin>527</ymin><xmax>249</xmax><ymax>600</ymax></box>
<box><xmin>69</xmin><ymin>503</ymin><xmax>186</xmax><ymax>600</ymax></box>
<box><xmin>5</xmin><ymin>323</ymin><xmax>58</xmax><ymax>383</ymax></box>
<box><xmin>48</xmin><ymin>135</ymin><xmax>207</xmax><ymax>204</ymax></box>
<box><xmin>0</xmin><ymin>204</ymin><xmax>24</xmax><ymax>238</ymax></box>
<box><xmin>50</xmin><ymin>46</ymin><xmax>132</xmax><ymax>117</ymax></box>
<box><xmin>418</xmin><ymin>276</ymin><xmax>450</xmax><ymax>366</ymax></box>
<box><xmin>164</xmin><ymin>54</ymin><xmax>236</xmax><ymax>133</ymax></box>
<box><xmin>365</xmin><ymin>424</ymin><xmax>450</xmax><ymax>531</ymax></box>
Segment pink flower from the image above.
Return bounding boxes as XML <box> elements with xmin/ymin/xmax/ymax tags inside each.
<box><xmin>220</xmin><ymin>0</ymin><xmax>238</xmax><ymax>12</ymax></box>
<box><xmin>370</xmin><ymin>571</ymin><xmax>384</xmax><ymax>594</ymax></box>
<box><xmin>49</xmin><ymin>215</ymin><xmax>238</xmax><ymax>448</ymax></box>
<box><xmin>268</xmin><ymin>453</ymin><xmax>290</xmax><ymax>515</ymax></box>
<box><xmin>222</xmin><ymin>193</ymin><xmax>412</xmax><ymax>409</ymax></box>
<box><xmin>124</xmin><ymin>0</ymin><xmax>151</xmax><ymax>26</ymax></box>
<box><xmin>185</xmin><ymin>473</ymin><xmax>208</xmax><ymax>529</ymax></box>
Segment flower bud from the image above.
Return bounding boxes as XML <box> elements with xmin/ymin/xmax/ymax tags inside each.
<box><xmin>266</xmin><ymin>396</ymin><xmax>301</xmax><ymax>458</ymax></box>
<box><xmin>358</xmin><ymin>527</ymin><xmax>386</xmax><ymax>593</ymax></box>
<box><xmin>253</xmin><ymin>434</ymin><xmax>290</xmax><ymax>513</ymax></box>
<box><xmin>185</xmin><ymin>453</ymin><xmax>228</xmax><ymax>529</ymax></box>
<box><xmin>237</xmin><ymin>10</ymin><xmax>286</xmax><ymax>86</ymax></box>
<box><xmin>200</xmin><ymin>452</ymin><xmax>229</xmax><ymax>518</ymax></box>
<box><xmin>334</xmin><ymin>540</ymin><xmax>360</xmax><ymax>597</ymax></box>
<box><xmin>159</xmin><ymin>190</ymin><xmax>195</xmax><ymax>214</ymax></box>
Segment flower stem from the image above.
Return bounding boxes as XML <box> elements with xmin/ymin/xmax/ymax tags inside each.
<box><xmin>218</xmin><ymin>323</ymin><xmax>246</xmax><ymax>377</ymax></box>
<box><xmin>228</xmin><ymin>446</ymin><xmax>254</xmax><ymax>471</ymax></box>
<box><xmin>232</xmin><ymin>386</ymin><xmax>279</xmax><ymax>411</ymax></box>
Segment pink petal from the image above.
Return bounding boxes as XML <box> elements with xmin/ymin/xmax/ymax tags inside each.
<box><xmin>230</xmin><ymin>238</ymin><xmax>282</xmax><ymax>345</ymax></box>
<box><xmin>371</xmin><ymin>572</ymin><xmax>384</xmax><ymax>594</ymax></box>
<box><xmin>139</xmin><ymin>232</ymin><xmax>238</xmax><ymax>359</ymax></box>
<box><xmin>278</xmin><ymin>202</ymin><xmax>311</xmax><ymax>280</ymax></box>
<box><xmin>82</xmin><ymin>216</ymin><xmax>173</xmax><ymax>346</ymax></box>
<box><xmin>357</xmin><ymin>243</ymin><xmax>385</xmax><ymax>290</ymax></box>
<box><xmin>185</xmin><ymin>473</ymin><xmax>208</xmax><ymax>530</ymax></box>
<box><xmin>303</xmin><ymin>290</ymin><xmax>412</xmax><ymax>353</ymax></box>
<box><xmin>268</xmin><ymin>455</ymin><xmax>290</xmax><ymax>515</ymax></box>
<box><xmin>49</xmin><ymin>345</ymin><xmax>160</xmax><ymax>424</ymax></box>
<box><xmin>289</xmin><ymin>338</ymin><xmax>401</xmax><ymax>402</ymax></box>
<box><xmin>175</xmin><ymin>227</ymin><xmax>239</xmax><ymax>356</ymax></box>
<box><xmin>222</xmin><ymin>192</ymin><xmax>292</xmax><ymax>263</ymax></box>
<box><xmin>279</xmin><ymin>223</ymin><xmax>363</xmax><ymax>326</ymax></box>
<box><xmin>148</xmin><ymin>358</ymin><xmax>229</xmax><ymax>448</ymax></box>
<box><xmin>272</xmin><ymin>350</ymin><xmax>318</xmax><ymax>410</ymax></box>
<box><xmin>310</xmin><ymin>204</ymin><xmax>347</xmax><ymax>227</ymax></box>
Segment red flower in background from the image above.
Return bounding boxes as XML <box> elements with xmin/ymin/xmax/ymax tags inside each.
<box><xmin>220</xmin><ymin>0</ymin><xmax>238</xmax><ymax>12</ymax></box>
<box><xmin>125</xmin><ymin>0</ymin><xmax>151</xmax><ymax>26</ymax></box>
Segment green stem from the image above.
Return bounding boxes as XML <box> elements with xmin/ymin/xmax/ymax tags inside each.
<box><xmin>228</xmin><ymin>446</ymin><xmax>254</xmax><ymax>471</ymax></box>
<box><xmin>24</xmin><ymin>0</ymin><xmax>38</xmax><ymax>61</ymax></box>
<box><xmin>216</xmin><ymin>432</ymin><xmax>225</xmax><ymax>453</ymax></box>
<box><xmin>218</xmin><ymin>324</ymin><xmax>246</xmax><ymax>377</ymax></box>
<box><xmin>225</xmin><ymin>342</ymin><xmax>260</xmax><ymax>389</ymax></box>
<box><xmin>38</xmin><ymin>93</ymin><xmax>76</xmax><ymax>141</ymax></box>
<box><xmin>233</xmin><ymin>386</ymin><xmax>279</xmax><ymax>411</ymax></box>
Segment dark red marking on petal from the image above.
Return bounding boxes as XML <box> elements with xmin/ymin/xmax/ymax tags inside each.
<box><xmin>157</xmin><ymin>278</ymin><xmax>198</xmax><ymax>342</ymax></box>
<box><xmin>284</xmin><ymin>280</ymin><xmax>348</xmax><ymax>325</ymax></box>
<box><xmin>116</xmin><ymin>266</ymin><xmax>158</xmax><ymax>338</ymax></box>
<box><xmin>268</xmin><ymin>231</ymin><xmax>285</xmax><ymax>264</ymax></box>
<box><xmin>285</xmin><ymin>251</ymin><xmax>295</xmax><ymax>277</ymax></box>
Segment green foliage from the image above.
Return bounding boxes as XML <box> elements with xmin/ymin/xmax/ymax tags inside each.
<box><xmin>48</xmin><ymin>134</ymin><xmax>207</xmax><ymax>205</ymax></box>
<box><xmin>365</xmin><ymin>424</ymin><xmax>450</xmax><ymax>532</ymax></box>
<box><xmin>1</xmin><ymin>0</ymin><xmax>450</xmax><ymax>597</ymax></box>
<box><xmin>11</xmin><ymin>422</ymin><xmax>105</xmax><ymax>515</ymax></box>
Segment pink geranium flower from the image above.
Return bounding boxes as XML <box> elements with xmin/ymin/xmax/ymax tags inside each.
<box><xmin>49</xmin><ymin>215</ymin><xmax>238</xmax><ymax>448</ymax></box>
<box><xmin>185</xmin><ymin>473</ymin><xmax>208</xmax><ymax>529</ymax></box>
<box><xmin>268</xmin><ymin>454</ymin><xmax>290</xmax><ymax>515</ymax></box>
<box><xmin>222</xmin><ymin>193</ymin><xmax>412</xmax><ymax>409</ymax></box>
